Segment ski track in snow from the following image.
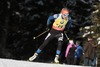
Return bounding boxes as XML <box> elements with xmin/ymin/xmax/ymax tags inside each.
<box><xmin>0</xmin><ymin>58</ymin><xmax>90</xmax><ymax>67</ymax></box>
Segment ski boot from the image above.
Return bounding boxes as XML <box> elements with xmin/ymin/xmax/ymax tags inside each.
<box><xmin>29</xmin><ymin>53</ymin><xmax>38</xmax><ymax>61</ymax></box>
<box><xmin>54</xmin><ymin>55</ymin><xmax>59</xmax><ymax>64</ymax></box>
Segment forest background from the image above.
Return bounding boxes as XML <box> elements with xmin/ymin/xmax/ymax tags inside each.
<box><xmin>0</xmin><ymin>0</ymin><xmax>100</xmax><ymax>66</ymax></box>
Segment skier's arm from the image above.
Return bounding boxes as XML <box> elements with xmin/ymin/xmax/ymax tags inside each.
<box><xmin>65</xmin><ymin>17</ymin><xmax>73</xmax><ymax>31</ymax></box>
<box><xmin>47</xmin><ymin>14</ymin><xmax>59</xmax><ymax>26</ymax></box>
<box><xmin>47</xmin><ymin>16</ymin><xmax>54</xmax><ymax>26</ymax></box>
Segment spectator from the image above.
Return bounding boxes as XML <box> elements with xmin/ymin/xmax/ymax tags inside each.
<box><xmin>74</xmin><ymin>41</ymin><xmax>83</xmax><ymax>65</ymax></box>
<box><xmin>83</xmin><ymin>37</ymin><xmax>97</xmax><ymax>66</ymax></box>
<box><xmin>65</xmin><ymin>39</ymin><xmax>76</xmax><ymax>64</ymax></box>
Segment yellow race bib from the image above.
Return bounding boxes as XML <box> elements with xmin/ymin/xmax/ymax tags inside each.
<box><xmin>53</xmin><ymin>17</ymin><xmax>68</xmax><ymax>29</ymax></box>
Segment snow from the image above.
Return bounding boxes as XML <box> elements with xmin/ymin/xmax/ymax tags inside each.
<box><xmin>0</xmin><ymin>58</ymin><xmax>90</xmax><ymax>67</ymax></box>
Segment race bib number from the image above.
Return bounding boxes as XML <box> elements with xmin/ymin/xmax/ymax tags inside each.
<box><xmin>53</xmin><ymin>18</ymin><xmax>68</xmax><ymax>29</ymax></box>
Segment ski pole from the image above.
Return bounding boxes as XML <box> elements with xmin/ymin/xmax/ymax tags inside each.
<box><xmin>33</xmin><ymin>29</ymin><xmax>49</xmax><ymax>40</ymax></box>
<box><xmin>64</xmin><ymin>31</ymin><xmax>69</xmax><ymax>40</ymax></box>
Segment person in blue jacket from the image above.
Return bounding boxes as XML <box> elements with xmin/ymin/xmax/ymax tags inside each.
<box><xmin>74</xmin><ymin>41</ymin><xmax>83</xmax><ymax>65</ymax></box>
<box><xmin>29</xmin><ymin>8</ymin><xmax>73</xmax><ymax>63</ymax></box>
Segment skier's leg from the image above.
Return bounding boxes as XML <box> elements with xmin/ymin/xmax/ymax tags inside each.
<box><xmin>29</xmin><ymin>33</ymin><xmax>53</xmax><ymax>61</ymax></box>
<box><xmin>54</xmin><ymin>33</ymin><xmax>63</xmax><ymax>63</ymax></box>
<box><xmin>38</xmin><ymin>33</ymin><xmax>53</xmax><ymax>50</ymax></box>
<box><xmin>54</xmin><ymin>41</ymin><xmax>62</xmax><ymax>63</ymax></box>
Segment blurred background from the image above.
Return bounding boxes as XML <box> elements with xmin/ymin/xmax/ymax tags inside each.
<box><xmin>0</xmin><ymin>0</ymin><xmax>100</xmax><ymax>66</ymax></box>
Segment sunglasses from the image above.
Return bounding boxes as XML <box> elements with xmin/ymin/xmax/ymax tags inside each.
<box><xmin>63</xmin><ymin>14</ymin><xmax>69</xmax><ymax>17</ymax></box>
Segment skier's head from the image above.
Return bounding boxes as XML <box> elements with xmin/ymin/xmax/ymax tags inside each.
<box><xmin>61</xmin><ymin>8</ymin><xmax>69</xmax><ymax>14</ymax></box>
<box><xmin>61</xmin><ymin>8</ymin><xmax>69</xmax><ymax>18</ymax></box>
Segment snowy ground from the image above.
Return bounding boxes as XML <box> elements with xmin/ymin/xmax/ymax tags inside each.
<box><xmin>0</xmin><ymin>58</ymin><xmax>90</xmax><ymax>67</ymax></box>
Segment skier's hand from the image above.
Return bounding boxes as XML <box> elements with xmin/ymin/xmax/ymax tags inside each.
<box><xmin>64</xmin><ymin>31</ymin><xmax>68</xmax><ymax>34</ymax></box>
<box><xmin>46</xmin><ymin>26</ymin><xmax>50</xmax><ymax>31</ymax></box>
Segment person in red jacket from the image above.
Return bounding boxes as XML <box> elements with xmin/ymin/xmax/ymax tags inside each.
<box><xmin>29</xmin><ymin>8</ymin><xmax>73</xmax><ymax>63</ymax></box>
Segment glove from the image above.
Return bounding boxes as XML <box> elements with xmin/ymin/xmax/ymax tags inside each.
<box><xmin>64</xmin><ymin>31</ymin><xmax>67</xmax><ymax>33</ymax></box>
<box><xmin>46</xmin><ymin>26</ymin><xmax>50</xmax><ymax>31</ymax></box>
<box><xmin>46</xmin><ymin>27</ymin><xmax>50</xmax><ymax>31</ymax></box>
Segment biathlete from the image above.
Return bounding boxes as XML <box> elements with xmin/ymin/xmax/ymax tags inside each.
<box><xmin>29</xmin><ymin>8</ymin><xmax>73</xmax><ymax>63</ymax></box>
